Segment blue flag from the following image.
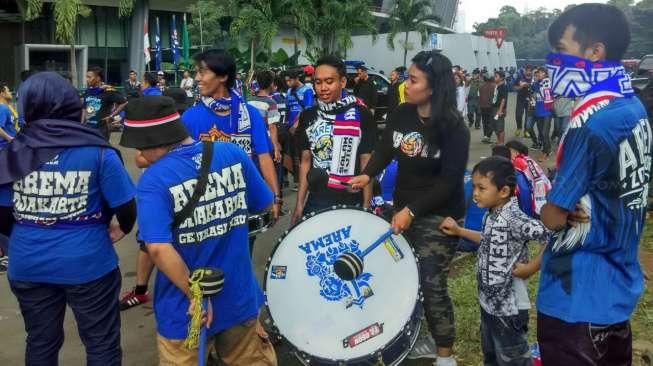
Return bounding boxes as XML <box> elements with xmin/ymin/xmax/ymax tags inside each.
<box><xmin>170</xmin><ymin>14</ymin><xmax>180</xmax><ymax>68</ymax></box>
<box><xmin>155</xmin><ymin>16</ymin><xmax>162</xmax><ymax>71</ymax></box>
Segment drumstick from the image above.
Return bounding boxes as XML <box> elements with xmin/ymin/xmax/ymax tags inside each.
<box><xmin>334</xmin><ymin>229</ymin><xmax>394</xmax><ymax>281</ymax></box>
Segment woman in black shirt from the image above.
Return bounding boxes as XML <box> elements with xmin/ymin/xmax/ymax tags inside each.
<box><xmin>350</xmin><ymin>51</ymin><xmax>469</xmax><ymax>365</ymax></box>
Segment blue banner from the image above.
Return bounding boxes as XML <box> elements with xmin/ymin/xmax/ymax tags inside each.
<box><xmin>155</xmin><ymin>16</ymin><xmax>162</xmax><ymax>71</ymax></box>
<box><xmin>170</xmin><ymin>14</ymin><xmax>180</xmax><ymax>68</ymax></box>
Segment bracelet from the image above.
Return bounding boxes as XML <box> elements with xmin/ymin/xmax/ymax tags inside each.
<box><xmin>274</xmin><ymin>194</ymin><xmax>283</xmax><ymax>205</ymax></box>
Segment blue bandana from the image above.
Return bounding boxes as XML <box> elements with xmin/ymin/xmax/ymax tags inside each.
<box><xmin>545</xmin><ymin>52</ymin><xmax>634</xmax><ymax>99</ymax></box>
<box><xmin>201</xmin><ymin>88</ymin><xmax>251</xmax><ymax>133</ymax></box>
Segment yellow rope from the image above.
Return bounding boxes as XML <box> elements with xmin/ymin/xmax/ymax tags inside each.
<box><xmin>183</xmin><ymin>277</ymin><xmax>203</xmax><ymax>349</ymax></box>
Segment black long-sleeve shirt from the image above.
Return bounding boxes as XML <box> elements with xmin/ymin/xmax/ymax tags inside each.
<box><xmin>363</xmin><ymin>103</ymin><xmax>470</xmax><ymax>218</ymax></box>
<box><xmin>353</xmin><ymin>79</ymin><xmax>378</xmax><ymax>110</ymax></box>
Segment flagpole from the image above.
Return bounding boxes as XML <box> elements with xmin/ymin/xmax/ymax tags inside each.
<box><xmin>199</xmin><ymin>8</ymin><xmax>204</xmax><ymax>52</ymax></box>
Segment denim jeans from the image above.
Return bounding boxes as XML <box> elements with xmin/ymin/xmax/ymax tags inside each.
<box><xmin>480</xmin><ymin>308</ymin><xmax>532</xmax><ymax>366</ymax></box>
<box><xmin>10</xmin><ymin>268</ymin><xmax>122</xmax><ymax>366</ymax></box>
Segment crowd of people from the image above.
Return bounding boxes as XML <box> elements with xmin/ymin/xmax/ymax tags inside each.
<box><xmin>0</xmin><ymin>3</ymin><xmax>651</xmax><ymax>366</ymax></box>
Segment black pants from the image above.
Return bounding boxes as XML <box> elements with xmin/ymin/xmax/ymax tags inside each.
<box><xmin>10</xmin><ymin>268</ymin><xmax>122</xmax><ymax>366</ymax></box>
<box><xmin>481</xmin><ymin>107</ymin><xmax>494</xmax><ymax>138</ymax></box>
<box><xmin>537</xmin><ymin>312</ymin><xmax>632</xmax><ymax>366</ymax></box>
<box><xmin>515</xmin><ymin>98</ymin><xmax>528</xmax><ymax>130</ymax></box>
<box><xmin>536</xmin><ymin>117</ymin><xmax>552</xmax><ymax>154</ymax></box>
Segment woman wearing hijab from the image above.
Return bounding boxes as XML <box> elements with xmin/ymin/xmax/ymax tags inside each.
<box><xmin>0</xmin><ymin>72</ymin><xmax>136</xmax><ymax>365</ymax></box>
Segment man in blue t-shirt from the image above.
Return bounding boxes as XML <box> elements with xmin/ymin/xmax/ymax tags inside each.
<box><xmin>119</xmin><ymin>96</ymin><xmax>277</xmax><ymax>365</ymax></box>
<box><xmin>0</xmin><ymin>71</ymin><xmax>136</xmax><ymax>365</ymax></box>
<box><xmin>539</xmin><ymin>4</ymin><xmax>651</xmax><ymax>365</ymax></box>
<box><xmin>0</xmin><ymin>82</ymin><xmax>17</xmax><ymax>148</ymax></box>
<box><xmin>82</xmin><ymin>66</ymin><xmax>128</xmax><ymax>140</ymax></box>
<box><xmin>285</xmin><ymin>68</ymin><xmax>314</xmax><ymax>129</ymax></box>
<box><xmin>182</xmin><ymin>50</ymin><xmax>281</xmax><ymax>251</ymax></box>
<box><xmin>141</xmin><ymin>72</ymin><xmax>163</xmax><ymax>96</ymax></box>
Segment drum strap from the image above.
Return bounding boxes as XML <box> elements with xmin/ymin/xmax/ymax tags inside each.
<box><xmin>172</xmin><ymin>141</ymin><xmax>214</xmax><ymax>228</ymax></box>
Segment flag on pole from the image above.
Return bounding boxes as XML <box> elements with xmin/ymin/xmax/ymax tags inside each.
<box><xmin>182</xmin><ymin>13</ymin><xmax>190</xmax><ymax>67</ymax></box>
<box><xmin>144</xmin><ymin>15</ymin><xmax>151</xmax><ymax>65</ymax></box>
<box><xmin>155</xmin><ymin>16</ymin><xmax>162</xmax><ymax>71</ymax></box>
<box><xmin>170</xmin><ymin>14</ymin><xmax>180</xmax><ymax>68</ymax></box>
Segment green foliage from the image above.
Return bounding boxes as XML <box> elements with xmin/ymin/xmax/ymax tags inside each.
<box><xmin>314</xmin><ymin>0</ymin><xmax>377</xmax><ymax>55</ymax></box>
<box><xmin>386</xmin><ymin>0</ymin><xmax>442</xmax><ymax>66</ymax></box>
<box><xmin>474</xmin><ymin>2</ymin><xmax>653</xmax><ymax>60</ymax></box>
<box><xmin>187</xmin><ymin>0</ymin><xmax>235</xmax><ymax>49</ymax></box>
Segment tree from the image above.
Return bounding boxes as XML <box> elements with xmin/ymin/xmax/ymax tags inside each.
<box><xmin>386</xmin><ymin>0</ymin><xmax>442</xmax><ymax>67</ymax></box>
<box><xmin>25</xmin><ymin>0</ymin><xmax>134</xmax><ymax>87</ymax></box>
<box><xmin>273</xmin><ymin>0</ymin><xmax>317</xmax><ymax>59</ymax></box>
<box><xmin>187</xmin><ymin>0</ymin><xmax>236</xmax><ymax>50</ymax></box>
<box><xmin>313</xmin><ymin>0</ymin><xmax>377</xmax><ymax>57</ymax></box>
<box><xmin>230</xmin><ymin>0</ymin><xmax>279</xmax><ymax>76</ymax></box>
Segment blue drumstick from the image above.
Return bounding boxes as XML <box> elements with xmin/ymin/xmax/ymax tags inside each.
<box><xmin>360</xmin><ymin>228</ymin><xmax>394</xmax><ymax>258</ymax></box>
<box><xmin>334</xmin><ymin>228</ymin><xmax>394</xmax><ymax>281</ymax></box>
<box><xmin>198</xmin><ymin>297</ymin><xmax>209</xmax><ymax>366</ymax></box>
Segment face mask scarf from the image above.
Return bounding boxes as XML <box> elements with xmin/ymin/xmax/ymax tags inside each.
<box><xmin>545</xmin><ymin>52</ymin><xmax>634</xmax><ymax>100</ymax></box>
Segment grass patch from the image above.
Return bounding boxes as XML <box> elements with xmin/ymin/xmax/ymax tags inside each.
<box><xmin>448</xmin><ymin>218</ymin><xmax>653</xmax><ymax>366</ymax></box>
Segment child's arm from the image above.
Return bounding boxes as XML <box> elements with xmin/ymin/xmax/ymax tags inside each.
<box><xmin>439</xmin><ymin>217</ymin><xmax>482</xmax><ymax>244</ymax></box>
<box><xmin>513</xmin><ymin>245</ymin><xmax>545</xmax><ymax>279</ymax></box>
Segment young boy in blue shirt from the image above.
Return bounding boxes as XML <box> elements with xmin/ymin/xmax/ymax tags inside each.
<box><xmin>440</xmin><ymin>157</ymin><xmax>550</xmax><ymax>366</ymax></box>
<box><xmin>539</xmin><ymin>4</ymin><xmax>651</xmax><ymax>364</ymax></box>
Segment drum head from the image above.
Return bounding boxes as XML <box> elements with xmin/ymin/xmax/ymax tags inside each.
<box><xmin>265</xmin><ymin>207</ymin><xmax>419</xmax><ymax>363</ymax></box>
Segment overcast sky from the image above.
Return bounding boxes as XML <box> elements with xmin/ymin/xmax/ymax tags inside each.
<box><xmin>457</xmin><ymin>0</ymin><xmax>609</xmax><ymax>33</ymax></box>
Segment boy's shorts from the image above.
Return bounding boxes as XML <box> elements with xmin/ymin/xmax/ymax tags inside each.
<box><xmin>157</xmin><ymin>318</ymin><xmax>277</xmax><ymax>366</ymax></box>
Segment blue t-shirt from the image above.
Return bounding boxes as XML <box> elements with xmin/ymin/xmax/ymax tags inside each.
<box><xmin>142</xmin><ymin>86</ymin><xmax>163</xmax><ymax>96</ymax></box>
<box><xmin>136</xmin><ymin>141</ymin><xmax>273</xmax><ymax>339</ymax></box>
<box><xmin>0</xmin><ymin>104</ymin><xmax>17</xmax><ymax>147</ymax></box>
<box><xmin>181</xmin><ymin>102</ymin><xmax>270</xmax><ymax>158</ymax></box>
<box><xmin>379</xmin><ymin>159</ymin><xmax>398</xmax><ymax>202</ymax></box>
<box><xmin>0</xmin><ymin>147</ymin><xmax>136</xmax><ymax>284</ymax></box>
<box><xmin>286</xmin><ymin>84</ymin><xmax>314</xmax><ymax>128</ymax></box>
<box><xmin>532</xmin><ymin>80</ymin><xmax>552</xmax><ymax>118</ymax></box>
<box><xmin>538</xmin><ymin>97</ymin><xmax>650</xmax><ymax>324</ymax></box>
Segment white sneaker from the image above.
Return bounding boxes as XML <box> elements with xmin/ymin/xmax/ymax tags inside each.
<box><xmin>433</xmin><ymin>355</ymin><xmax>457</xmax><ymax>366</ymax></box>
<box><xmin>407</xmin><ymin>333</ymin><xmax>437</xmax><ymax>359</ymax></box>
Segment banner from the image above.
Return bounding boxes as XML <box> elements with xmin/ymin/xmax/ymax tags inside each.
<box><xmin>155</xmin><ymin>16</ymin><xmax>162</xmax><ymax>71</ymax></box>
<box><xmin>171</xmin><ymin>14</ymin><xmax>180</xmax><ymax>68</ymax></box>
<box><xmin>144</xmin><ymin>15</ymin><xmax>151</xmax><ymax>65</ymax></box>
<box><xmin>483</xmin><ymin>28</ymin><xmax>508</xmax><ymax>48</ymax></box>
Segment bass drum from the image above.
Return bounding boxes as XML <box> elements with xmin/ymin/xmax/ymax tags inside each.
<box><xmin>264</xmin><ymin>206</ymin><xmax>421</xmax><ymax>365</ymax></box>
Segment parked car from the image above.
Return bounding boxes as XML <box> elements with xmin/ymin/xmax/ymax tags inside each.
<box><xmin>633</xmin><ymin>55</ymin><xmax>653</xmax><ymax>118</ymax></box>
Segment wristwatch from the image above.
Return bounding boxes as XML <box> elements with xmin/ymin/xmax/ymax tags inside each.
<box><xmin>274</xmin><ymin>194</ymin><xmax>283</xmax><ymax>205</ymax></box>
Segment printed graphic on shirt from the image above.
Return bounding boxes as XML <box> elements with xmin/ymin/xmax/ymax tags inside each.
<box><xmin>307</xmin><ymin>118</ymin><xmax>334</xmax><ymax>169</ymax></box>
<box><xmin>199</xmin><ymin>125</ymin><xmax>253</xmax><ymax>155</ymax></box>
<box><xmin>84</xmin><ymin>95</ymin><xmax>102</xmax><ymax>125</ymax></box>
<box><xmin>12</xmin><ymin>170</ymin><xmax>92</xmax><ymax>221</ymax></box>
<box><xmin>478</xmin><ymin>199</ymin><xmax>548</xmax><ymax>316</ymax></box>
<box><xmin>618</xmin><ymin>118</ymin><xmax>652</xmax><ymax>210</ymax></box>
<box><xmin>392</xmin><ymin>131</ymin><xmax>439</xmax><ymax>158</ymax></box>
<box><xmin>170</xmin><ymin>162</ymin><xmax>248</xmax><ymax>244</ymax></box>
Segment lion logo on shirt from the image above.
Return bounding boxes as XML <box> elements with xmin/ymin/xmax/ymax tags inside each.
<box><xmin>400</xmin><ymin>132</ymin><xmax>424</xmax><ymax>157</ymax></box>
